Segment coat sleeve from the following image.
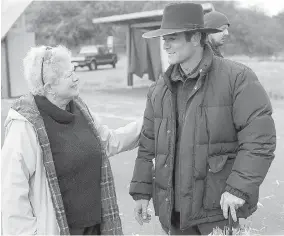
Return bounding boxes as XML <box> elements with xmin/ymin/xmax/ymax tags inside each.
<box><xmin>226</xmin><ymin>67</ymin><xmax>276</xmax><ymax>201</ymax></box>
<box><xmin>90</xmin><ymin>111</ymin><xmax>143</xmax><ymax>157</ymax></box>
<box><xmin>129</xmin><ymin>86</ymin><xmax>156</xmax><ymax>198</ymax></box>
<box><xmin>1</xmin><ymin>119</ymin><xmax>37</xmax><ymax>235</ymax></box>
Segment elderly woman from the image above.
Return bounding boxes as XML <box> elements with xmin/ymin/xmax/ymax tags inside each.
<box><xmin>1</xmin><ymin>45</ymin><xmax>142</xmax><ymax>235</ymax></box>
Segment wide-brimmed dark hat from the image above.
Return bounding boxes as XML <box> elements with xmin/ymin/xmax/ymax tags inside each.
<box><xmin>143</xmin><ymin>3</ymin><xmax>222</xmax><ymax>39</ymax></box>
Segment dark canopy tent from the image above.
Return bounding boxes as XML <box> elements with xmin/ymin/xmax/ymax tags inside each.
<box><xmin>92</xmin><ymin>4</ymin><xmax>214</xmax><ymax>86</ymax></box>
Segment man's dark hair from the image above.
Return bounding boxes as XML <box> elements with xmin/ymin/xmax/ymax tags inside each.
<box><xmin>185</xmin><ymin>31</ymin><xmax>207</xmax><ymax>46</ymax></box>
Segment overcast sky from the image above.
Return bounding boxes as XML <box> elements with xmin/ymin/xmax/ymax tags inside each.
<box><xmin>237</xmin><ymin>0</ymin><xmax>284</xmax><ymax>16</ymax></box>
<box><xmin>2</xmin><ymin>0</ymin><xmax>284</xmax><ymax>17</ymax></box>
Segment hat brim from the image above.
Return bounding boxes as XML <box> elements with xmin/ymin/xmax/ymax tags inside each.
<box><xmin>142</xmin><ymin>28</ymin><xmax>221</xmax><ymax>39</ymax></box>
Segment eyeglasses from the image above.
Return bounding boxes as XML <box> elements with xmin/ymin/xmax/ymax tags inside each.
<box><xmin>65</xmin><ymin>71</ymin><xmax>75</xmax><ymax>79</ymax></box>
<box><xmin>41</xmin><ymin>46</ymin><xmax>52</xmax><ymax>86</ymax></box>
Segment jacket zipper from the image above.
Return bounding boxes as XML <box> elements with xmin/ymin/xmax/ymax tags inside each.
<box><xmin>168</xmin><ymin>86</ymin><xmax>177</xmax><ymax>236</ymax></box>
<box><xmin>179</xmin><ymin>76</ymin><xmax>202</xmax><ymax>230</ymax></box>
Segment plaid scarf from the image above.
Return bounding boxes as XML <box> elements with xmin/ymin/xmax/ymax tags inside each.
<box><xmin>12</xmin><ymin>94</ymin><xmax>123</xmax><ymax>235</ymax></box>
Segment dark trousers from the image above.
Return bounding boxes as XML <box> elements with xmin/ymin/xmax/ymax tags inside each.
<box><xmin>164</xmin><ymin>211</ymin><xmax>239</xmax><ymax>235</ymax></box>
<box><xmin>69</xmin><ymin>224</ymin><xmax>101</xmax><ymax>235</ymax></box>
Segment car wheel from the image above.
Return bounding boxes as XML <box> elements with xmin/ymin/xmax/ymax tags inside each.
<box><xmin>89</xmin><ymin>61</ymin><xmax>97</xmax><ymax>71</ymax></box>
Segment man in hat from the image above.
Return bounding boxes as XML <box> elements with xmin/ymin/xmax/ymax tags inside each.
<box><xmin>129</xmin><ymin>2</ymin><xmax>276</xmax><ymax>235</ymax></box>
<box><xmin>204</xmin><ymin>11</ymin><xmax>230</xmax><ymax>57</ymax></box>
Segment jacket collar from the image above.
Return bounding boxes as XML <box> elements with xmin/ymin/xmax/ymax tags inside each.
<box><xmin>171</xmin><ymin>62</ymin><xmax>201</xmax><ymax>82</ymax></box>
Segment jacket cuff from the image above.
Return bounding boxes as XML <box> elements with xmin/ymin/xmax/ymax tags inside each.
<box><xmin>132</xmin><ymin>194</ymin><xmax>151</xmax><ymax>201</ymax></box>
<box><xmin>225</xmin><ymin>185</ymin><xmax>249</xmax><ymax>201</ymax></box>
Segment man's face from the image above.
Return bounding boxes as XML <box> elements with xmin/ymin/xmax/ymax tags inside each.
<box><xmin>209</xmin><ymin>25</ymin><xmax>229</xmax><ymax>47</ymax></box>
<box><xmin>162</xmin><ymin>32</ymin><xmax>195</xmax><ymax>65</ymax></box>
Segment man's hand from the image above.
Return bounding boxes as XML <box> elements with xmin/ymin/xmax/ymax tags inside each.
<box><xmin>220</xmin><ymin>191</ymin><xmax>245</xmax><ymax>222</ymax></box>
<box><xmin>134</xmin><ymin>199</ymin><xmax>151</xmax><ymax>225</ymax></box>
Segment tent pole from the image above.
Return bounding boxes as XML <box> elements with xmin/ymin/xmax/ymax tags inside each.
<box><xmin>126</xmin><ymin>24</ymin><xmax>133</xmax><ymax>86</ymax></box>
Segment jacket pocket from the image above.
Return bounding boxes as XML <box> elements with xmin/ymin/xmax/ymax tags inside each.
<box><xmin>203</xmin><ymin>153</ymin><xmax>236</xmax><ymax>210</ymax></box>
<box><xmin>152</xmin><ymin>182</ymin><xmax>167</xmax><ymax>216</ymax></box>
<box><xmin>152</xmin><ymin>160</ymin><xmax>169</xmax><ymax>216</ymax></box>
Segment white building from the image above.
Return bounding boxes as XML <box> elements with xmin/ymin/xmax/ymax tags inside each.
<box><xmin>1</xmin><ymin>0</ymin><xmax>35</xmax><ymax>98</ymax></box>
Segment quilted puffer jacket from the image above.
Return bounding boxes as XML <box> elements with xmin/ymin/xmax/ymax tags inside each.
<box><xmin>130</xmin><ymin>44</ymin><xmax>276</xmax><ymax>232</ymax></box>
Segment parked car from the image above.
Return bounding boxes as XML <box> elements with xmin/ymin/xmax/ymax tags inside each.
<box><xmin>71</xmin><ymin>45</ymin><xmax>118</xmax><ymax>71</ymax></box>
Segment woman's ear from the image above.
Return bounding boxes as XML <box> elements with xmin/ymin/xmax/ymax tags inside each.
<box><xmin>44</xmin><ymin>83</ymin><xmax>58</xmax><ymax>98</ymax></box>
<box><xmin>44</xmin><ymin>83</ymin><xmax>53</xmax><ymax>94</ymax></box>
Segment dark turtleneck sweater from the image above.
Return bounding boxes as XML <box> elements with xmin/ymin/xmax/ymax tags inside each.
<box><xmin>34</xmin><ymin>96</ymin><xmax>102</xmax><ymax>228</ymax></box>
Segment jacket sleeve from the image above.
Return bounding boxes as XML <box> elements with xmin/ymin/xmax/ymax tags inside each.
<box><xmin>1</xmin><ymin>119</ymin><xmax>37</xmax><ymax>235</ymax></box>
<box><xmin>226</xmin><ymin>67</ymin><xmax>276</xmax><ymax>201</ymax></box>
<box><xmin>91</xmin><ymin>111</ymin><xmax>143</xmax><ymax>157</ymax></box>
<box><xmin>129</xmin><ymin>86</ymin><xmax>155</xmax><ymax>199</ymax></box>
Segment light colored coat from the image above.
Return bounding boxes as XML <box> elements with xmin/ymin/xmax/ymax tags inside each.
<box><xmin>2</xmin><ymin>105</ymin><xmax>142</xmax><ymax>235</ymax></box>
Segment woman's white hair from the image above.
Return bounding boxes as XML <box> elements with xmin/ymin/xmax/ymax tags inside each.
<box><xmin>23</xmin><ymin>45</ymin><xmax>72</xmax><ymax>96</ymax></box>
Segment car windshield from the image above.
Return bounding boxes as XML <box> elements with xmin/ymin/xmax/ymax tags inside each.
<box><xmin>79</xmin><ymin>46</ymin><xmax>98</xmax><ymax>54</ymax></box>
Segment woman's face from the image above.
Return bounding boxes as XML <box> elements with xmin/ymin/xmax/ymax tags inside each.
<box><xmin>49</xmin><ymin>58</ymin><xmax>79</xmax><ymax>100</ymax></box>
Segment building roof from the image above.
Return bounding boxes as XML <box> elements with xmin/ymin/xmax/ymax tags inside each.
<box><xmin>1</xmin><ymin>0</ymin><xmax>33</xmax><ymax>39</ymax></box>
<box><xmin>92</xmin><ymin>3</ymin><xmax>214</xmax><ymax>27</ymax></box>
<box><xmin>92</xmin><ymin>9</ymin><xmax>163</xmax><ymax>26</ymax></box>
